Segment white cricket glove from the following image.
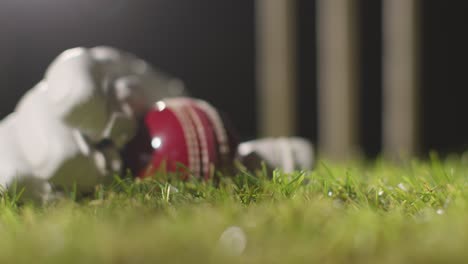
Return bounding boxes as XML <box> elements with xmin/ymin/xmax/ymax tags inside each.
<box><xmin>236</xmin><ymin>137</ymin><xmax>314</xmax><ymax>173</ymax></box>
<box><xmin>0</xmin><ymin>46</ymin><xmax>185</xmax><ymax>202</ymax></box>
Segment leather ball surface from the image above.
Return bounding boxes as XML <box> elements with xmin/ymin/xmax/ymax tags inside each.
<box><xmin>121</xmin><ymin>97</ymin><xmax>238</xmax><ymax>179</ymax></box>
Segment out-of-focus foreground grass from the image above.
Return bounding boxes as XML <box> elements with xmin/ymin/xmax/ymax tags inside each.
<box><xmin>1</xmin><ymin>153</ymin><xmax>468</xmax><ymax>263</ymax></box>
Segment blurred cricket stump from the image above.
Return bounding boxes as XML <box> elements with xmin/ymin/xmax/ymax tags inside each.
<box><xmin>382</xmin><ymin>0</ymin><xmax>420</xmax><ymax>160</ymax></box>
<box><xmin>317</xmin><ymin>0</ymin><xmax>360</xmax><ymax>161</ymax></box>
<box><xmin>255</xmin><ymin>0</ymin><xmax>297</xmax><ymax>137</ymax></box>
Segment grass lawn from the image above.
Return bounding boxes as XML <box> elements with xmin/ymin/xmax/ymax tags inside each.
<box><xmin>1</xmin><ymin>153</ymin><xmax>468</xmax><ymax>263</ymax></box>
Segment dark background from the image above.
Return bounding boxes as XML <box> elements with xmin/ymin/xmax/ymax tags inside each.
<box><xmin>0</xmin><ymin>0</ymin><xmax>467</xmax><ymax>157</ymax></box>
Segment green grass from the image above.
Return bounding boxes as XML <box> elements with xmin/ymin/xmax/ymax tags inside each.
<box><xmin>2</xmin><ymin>153</ymin><xmax>468</xmax><ymax>263</ymax></box>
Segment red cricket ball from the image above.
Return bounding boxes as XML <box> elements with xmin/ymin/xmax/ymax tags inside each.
<box><xmin>121</xmin><ymin>97</ymin><xmax>238</xmax><ymax>180</ymax></box>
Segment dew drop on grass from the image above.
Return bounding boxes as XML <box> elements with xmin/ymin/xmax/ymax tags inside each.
<box><xmin>169</xmin><ymin>185</ymin><xmax>179</xmax><ymax>193</ymax></box>
<box><xmin>397</xmin><ymin>183</ymin><xmax>408</xmax><ymax>192</ymax></box>
<box><xmin>218</xmin><ymin>226</ymin><xmax>247</xmax><ymax>256</ymax></box>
